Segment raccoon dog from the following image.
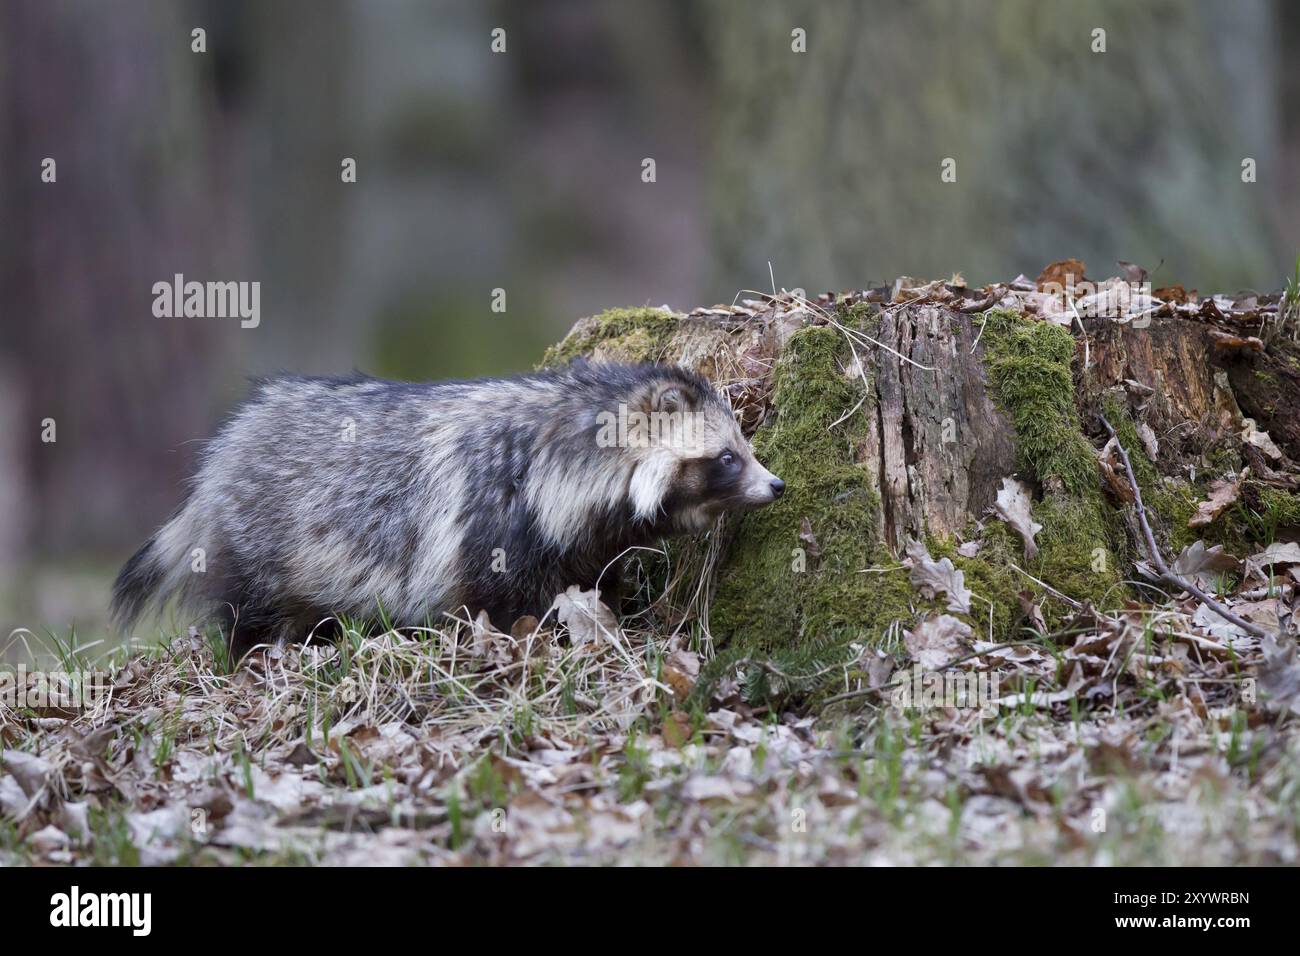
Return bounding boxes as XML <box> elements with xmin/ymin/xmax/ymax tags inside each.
<box><xmin>111</xmin><ymin>361</ymin><xmax>784</xmax><ymax>657</ymax></box>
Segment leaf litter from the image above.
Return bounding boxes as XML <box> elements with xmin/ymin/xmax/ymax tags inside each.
<box><xmin>3</xmin><ymin>558</ymin><xmax>1298</xmax><ymax>865</ymax></box>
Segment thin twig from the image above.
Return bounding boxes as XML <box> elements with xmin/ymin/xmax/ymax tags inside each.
<box><xmin>820</xmin><ymin>640</ymin><xmax>1051</xmax><ymax>706</ymax></box>
<box><xmin>1100</xmin><ymin>416</ymin><xmax>1277</xmax><ymax>642</ymax></box>
<box><xmin>1008</xmin><ymin>562</ymin><xmax>1085</xmax><ymax>611</ymax></box>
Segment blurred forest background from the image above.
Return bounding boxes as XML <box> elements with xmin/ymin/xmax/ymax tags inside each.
<box><xmin>1</xmin><ymin>0</ymin><xmax>1298</xmax><ymax>643</ymax></box>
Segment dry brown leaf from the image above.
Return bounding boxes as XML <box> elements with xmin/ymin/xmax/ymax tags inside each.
<box><xmin>994</xmin><ymin>477</ymin><xmax>1043</xmax><ymax>559</ymax></box>
<box><xmin>549</xmin><ymin>585</ymin><xmax>619</xmax><ymax>645</ymax></box>
<box><xmin>1191</xmin><ymin>603</ymin><xmax>1253</xmax><ymax>644</ymax></box>
<box><xmin>1098</xmin><ymin>439</ymin><xmax>1135</xmax><ymax>503</ymax></box>
<box><xmin>904</xmin><ymin>614</ymin><xmax>970</xmax><ymax>670</ymax></box>
<box><xmin>1</xmin><ymin>750</ymin><xmax>52</xmax><ymax>798</ymax></box>
<box><xmin>662</xmin><ymin>648</ymin><xmax>700</xmax><ymax>701</ymax></box>
<box><xmin>1257</xmin><ymin>634</ymin><xmax>1300</xmax><ymax>716</ymax></box>
<box><xmin>1208</xmin><ymin>330</ymin><xmax>1264</xmax><ymax>354</ymax></box>
<box><xmin>905</xmin><ymin>538</ymin><xmax>973</xmax><ymax>614</ymax></box>
<box><xmin>1188</xmin><ymin>477</ymin><xmax>1241</xmax><ymax>528</ymax></box>
<box><xmin>1036</xmin><ymin>258</ymin><xmax>1087</xmax><ymax>292</ymax></box>
<box><xmin>1241</xmin><ymin>419</ymin><xmax>1284</xmax><ymax>461</ymax></box>
<box><xmin>662</xmin><ymin>712</ymin><xmax>692</xmax><ymax>748</ymax></box>
<box><xmin>1017</xmin><ymin>590</ymin><xmax>1048</xmax><ymax>636</ymax></box>
<box><xmin>1154</xmin><ymin>284</ymin><xmax>1195</xmax><ymax>304</ymax></box>
<box><xmin>1244</xmin><ymin>542</ymin><xmax>1300</xmax><ymax>581</ymax></box>
<box><xmin>1171</xmin><ymin>541</ymin><xmax>1240</xmax><ymax>591</ymax></box>
<box><xmin>1116</xmin><ymin>260</ymin><xmax>1148</xmax><ymax>284</ymax></box>
<box><xmin>798</xmin><ymin>516</ymin><xmax>822</xmax><ymax>563</ymax></box>
<box><xmin>510</xmin><ymin>615</ymin><xmax>541</xmax><ymax>639</ymax></box>
<box><xmin>1136</xmin><ymin>421</ymin><xmax>1159</xmax><ymax>460</ymax></box>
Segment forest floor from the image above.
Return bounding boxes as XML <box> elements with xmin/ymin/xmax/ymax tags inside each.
<box><xmin>3</xmin><ymin>558</ymin><xmax>1299</xmax><ymax>866</ymax></box>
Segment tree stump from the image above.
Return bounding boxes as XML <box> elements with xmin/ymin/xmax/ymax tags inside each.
<box><xmin>544</xmin><ymin>279</ymin><xmax>1300</xmax><ymax>664</ymax></box>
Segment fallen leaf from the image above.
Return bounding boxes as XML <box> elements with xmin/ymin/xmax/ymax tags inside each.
<box><xmin>1154</xmin><ymin>284</ymin><xmax>1195</xmax><ymax>304</ymax></box>
<box><xmin>1136</xmin><ymin>421</ymin><xmax>1159</xmax><ymax>460</ymax></box>
<box><xmin>1</xmin><ymin>750</ymin><xmax>51</xmax><ymax>798</ymax></box>
<box><xmin>1188</xmin><ymin>477</ymin><xmax>1241</xmax><ymax>528</ymax></box>
<box><xmin>0</xmin><ymin>776</ymin><xmax>29</xmax><ymax>820</ymax></box>
<box><xmin>904</xmin><ymin>614</ymin><xmax>970</xmax><ymax>670</ymax></box>
<box><xmin>60</xmin><ymin>802</ymin><xmax>90</xmax><ymax>844</ymax></box>
<box><xmin>1208</xmin><ymin>330</ymin><xmax>1264</xmax><ymax>354</ymax></box>
<box><xmin>1257</xmin><ymin>634</ymin><xmax>1300</xmax><ymax>716</ymax></box>
<box><xmin>549</xmin><ymin>586</ymin><xmax>619</xmax><ymax>646</ymax></box>
<box><xmin>1244</xmin><ymin>542</ymin><xmax>1300</xmax><ymax>581</ymax></box>
<box><xmin>1192</xmin><ymin>603</ymin><xmax>1251</xmax><ymax>643</ymax></box>
<box><xmin>1017</xmin><ymin>590</ymin><xmax>1048</xmax><ymax>636</ymax></box>
<box><xmin>681</xmin><ymin>774</ymin><xmax>753</xmax><ymax>802</ymax></box>
<box><xmin>1036</xmin><ymin>258</ymin><xmax>1087</xmax><ymax>293</ymax></box>
<box><xmin>1116</xmin><ymin>260</ymin><xmax>1148</xmax><ymax>284</ymax></box>
<box><xmin>994</xmin><ymin>478</ymin><xmax>1043</xmax><ymax>559</ymax></box>
<box><xmin>905</xmin><ymin>539</ymin><xmax>973</xmax><ymax>614</ymax></box>
<box><xmin>662</xmin><ymin>712</ymin><xmax>692</xmax><ymax>748</ymax></box>
<box><xmin>662</xmin><ymin>648</ymin><xmax>700</xmax><ymax>700</ymax></box>
<box><xmin>510</xmin><ymin>615</ymin><xmax>541</xmax><ymax>640</ymax></box>
<box><xmin>1241</xmin><ymin>419</ymin><xmax>1283</xmax><ymax>461</ymax></box>
<box><xmin>798</xmin><ymin>516</ymin><xmax>822</xmax><ymax>563</ymax></box>
<box><xmin>28</xmin><ymin>825</ymin><xmax>70</xmax><ymax>856</ymax></box>
<box><xmin>1171</xmin><ymin>541</ymin><xmax>1240</xmax><ymax>591</ymax></box>
<box><xmin>468</xmin><ymin>609</ymin><xmax>512</xmax><ymax>663</ymax></box>
<box><xmin>1097</xmin><ymin>439</ymin><xmax>1136</xmax><ymax>503</ymax></box>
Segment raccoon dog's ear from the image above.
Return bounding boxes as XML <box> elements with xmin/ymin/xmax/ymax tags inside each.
<box><xmin>648</xmin><ymin>383</ymin><xmax>692</xmax><ymax>415</ymax></box>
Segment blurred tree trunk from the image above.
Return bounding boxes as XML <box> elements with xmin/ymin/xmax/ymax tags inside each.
<box><xmin>0</xmin><ymin>0</ymin><xmax>236</xmax><ymax>564</ymax></box>
<box><xmin>705</xmin><ymin>0</ymin><xmax>1289</xmax><ymax>292</ymax></box>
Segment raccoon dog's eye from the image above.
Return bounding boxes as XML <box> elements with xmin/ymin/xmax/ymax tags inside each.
<box><xmin>719</xmin><ymin>451</ymin><xmax>736</xmax><ymax>467</ymax></box>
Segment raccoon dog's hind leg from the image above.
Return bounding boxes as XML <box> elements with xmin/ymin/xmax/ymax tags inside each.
<box><xmin>214</xmin><ymin>596</ymin><xmax>337</xmax><ymax>662</ymax></box>
<box><xmin>212</xmin><ymin>566</ymin><xmax>341</xmax><ymax>661</ymax></box>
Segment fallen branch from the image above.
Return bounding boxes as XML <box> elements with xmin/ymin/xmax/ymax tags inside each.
<box><xmin>1099</xmin><ymin>416</ymin><xmax>1278</xmax><ymax>643</ymax></box>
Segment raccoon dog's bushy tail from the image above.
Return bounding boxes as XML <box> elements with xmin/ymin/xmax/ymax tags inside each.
<box><xmin>110</xmin><ymin>501</ymin><xmax>201</xmax><ymax>631</ymax></box>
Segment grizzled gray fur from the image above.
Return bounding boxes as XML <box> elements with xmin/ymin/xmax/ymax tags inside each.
<box><xmin>112</xmin><ymin>361</ymin><xmax>783</xmax><ymax>657</ymax></box>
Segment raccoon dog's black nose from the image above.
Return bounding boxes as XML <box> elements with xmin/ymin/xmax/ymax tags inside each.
<box><xmin>770</xmin><ymin>478</ymin><xmax>785</xmax><ymax>498</ymax></box>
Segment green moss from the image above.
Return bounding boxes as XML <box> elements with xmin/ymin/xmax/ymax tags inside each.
<box><xmin>928</xmin><ymin>531</ymin><xmax>1022</xmax><ymax>639</ymax></box>
<box><xmin>709</xmin><ymin>325</ymin><xmax>919</xmax><ymax>652</ymax></box>
<box><xmin>1033</xmin><ymin>497</ymin><xmax>1124</xmax><ymax>608</ymax></box>
<box><xmin>1218</xmin><ymin>486</ymin><xmax>1300</xmax><ymax>553</ymax></box>
<box><xmin>1147</xmin><ymin>478</ymin><xmax>1201</xmax><ymax>554</ymax></box>
<box><xmin>541</xmin><ymin>307</ymin><xmax>682</xmax><ymax>367</ymax></box>
<box><xmin>1258</xmin><ymin>487</ymin><xmax>1300</xmax><ymax>527</ymax></box>
<box><xmin>1140</xmin><ymin>475</ymin><xmax>1300</xmax><ymax>559</ymax></box>
<box><xmin>980</xmin><ymin>310</ymin><xmax>1097</xmax><ymax>496</ymax></box>
<box><xmin>979</xmin><ymin>310</ymin><xmax>1123</xmax><ymax>610</ymax></box>
<box><xmin>1203</xmin><ymin>442</ymin><xmax>1244</xmax><ymax>477</ymax></box>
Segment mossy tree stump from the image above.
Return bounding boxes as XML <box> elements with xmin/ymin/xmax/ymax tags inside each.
<box><xmin>544</xmin><ymin>289</ymin><xmax>1300</xmax><ymax>662</ymax></box>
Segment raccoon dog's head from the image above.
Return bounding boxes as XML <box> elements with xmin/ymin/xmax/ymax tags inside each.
<box><xmin>621</xmin><ymin>367</ymin><xmax>784</xmax><ymax>534</ymax></box>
